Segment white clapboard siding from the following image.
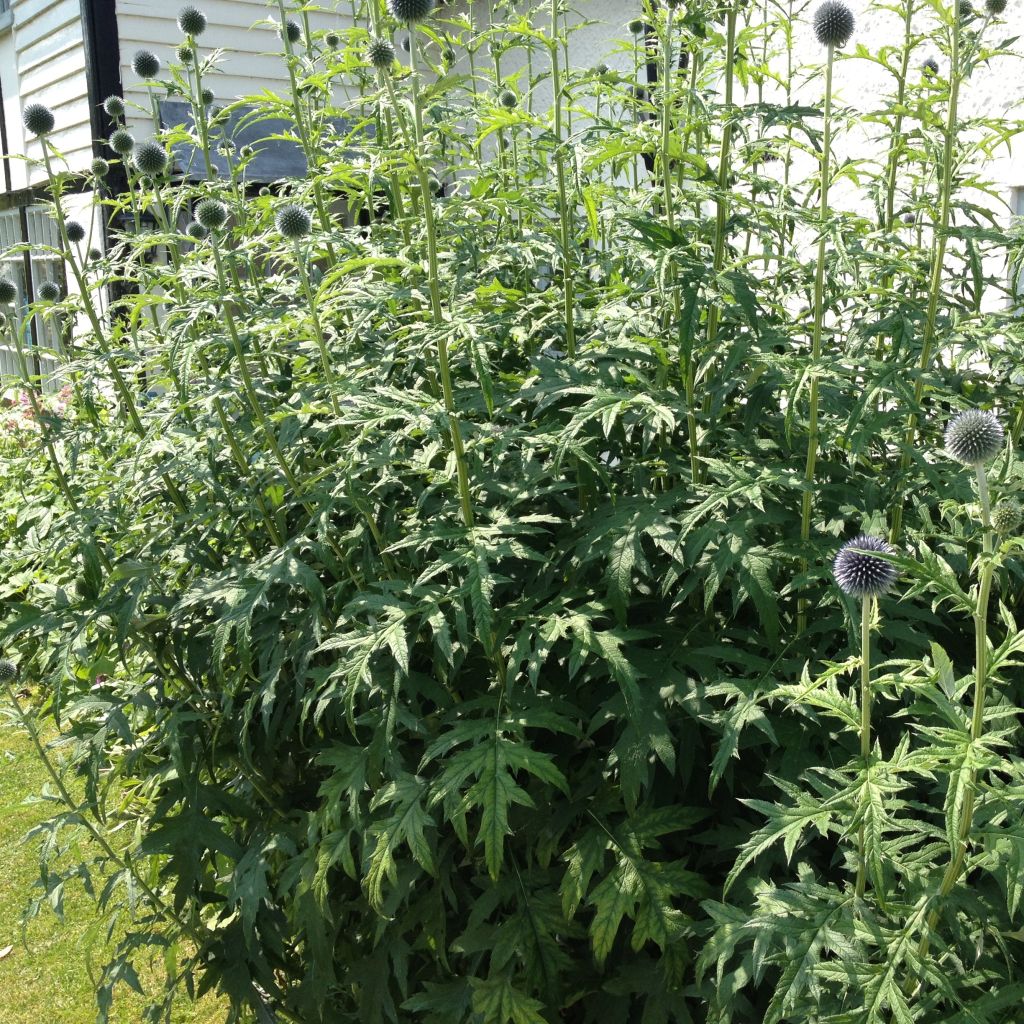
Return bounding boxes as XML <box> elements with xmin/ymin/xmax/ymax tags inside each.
<box><xmin>118</xmin><ymin>0</ymin><xmax>354</xmax><ymax>139</ymax></box>
<box><xmin>12</xmin><ymin>0</ymin><xmax>93</xmax><ymax>187</ymax></box>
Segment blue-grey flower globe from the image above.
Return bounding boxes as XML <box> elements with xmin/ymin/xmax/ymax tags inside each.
<box><xmin>0</xmin><ymin>279</ymin><xmax>16</xmax><ymax>305</ymax></box>
<box><xmin>813</xmin><ymin>0</ymin><xmax>855</xmax><ymax>46</ymax></box>
<box><xmin>186</xmin><ymin>221</ymin><xmax>209</xmax><ymax>241</ymax></box>
<box><xmin>23</xmin><ymin>103</ymin><xmax>55</xmax><ymax>137</ymax></box>
<box><xmin>133</xmin><ymin>140</ymin><xmax>168</xmax><ymax>176</ymax></box>
<box><xmin>987</xmin><ymin>0</ymin><xmax>1008</xmax><ymax>12</ymax></box>
<box><xmin>325</xmin><ymin>31</ymin><xmax>340</xmax><ymax>49</ymax></box>
<box><xmin>177</xmin><ymin>42</ymin><xmax>194</xmax><ymax>63</ymax></box>
<box><xmin>281</xmin><ymin>18</ymin><xmax>302</xmax><ymax>43</ymax></box>
<box><xmin>944</xmin><ymin>409</ymin><xmax>1004</xmax><ymax>466</ymax></box>
<box><xmin>65</xmin><ymin>220</ymin><xmax>86</xmax><ymax>243</ymax></box>
<box><xmin>109</xmin><ymin>127</ymin><xmax>135</xmax><ymax>155</ymax></box>
<box><xmin>498</xmin><ymin>88</ymin><xmax>517</xmax><ymax>109</ymax></box>
<box><xmin>200</xmin><ymin>87</ymin><xmax>215</xmax><ymax>105</ymax></box>
<box><xmin>103</xmin><ymin>95</ymin><xmax>125</xmax><ymax>118</ymax></box>
<box><xmin>195</xmin><ymin>198</ymin><xmax>229</xmax><ymax>230</ymax></box>
<box><xmin>387</xmin><ymin>0</ymin><xmax>435</xmax><ymax>23</ymax></box>
<box><xmin>276</xmin><ymin>203</ymin><xmax>312</xmax><ymax>239</ymax></box>
<box><xmin>367</xmin><ymin>37</ymin><xmax>396</xmax><ymax>69</ymax></box>
<box><xmin>132</xmin><ymin>49</ymin><xmax>161</xmax><ymax>79</ymax></box>
<box><xmin>627</xmin><ymin>17</ymin><xmax>645</xmax><ymax>33</ymax></box>
<box><xmin>923</xmin><ymin>56</ymin><xmax>939</xmax><ymax>76</ymax></box>
<box><xmin>834</xmin><ymin>535</ymin><xmax>899</xmax><ymax>598</ymax></box>
<box><xmin>37</xmin><ymin>280</ymin><xmax>61</xmax><ymax>302</ymax></box>
<box><xmin>178</xmin><ymin>5</ymin><xmax>207</xmax><ymax>36</ymax></box>
<box><xmin>0</xmin><ymin>659</ymin><xmax>17</xmax><ymax>682</ymax></box>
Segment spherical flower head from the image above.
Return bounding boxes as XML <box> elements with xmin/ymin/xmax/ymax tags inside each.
<box><xmin>834</xmin><ymin>535</ymin><xmax>899</xmax><ymax>598</ymax></box>
<box><xmin>0</xmin><ymin>279</ymin><xmax>17</xmax><ymax>305</ymax></box>
<box><xmin>239</xmin><ymin>144</ymin><xmax>254</xmax><ymax>158</ymax></box>
<box><xmin>65</xmin><ymin>220</ymin><xmax>86</xmax><ymax>243</ymax></box>
<box><xmin>628</xmin><ymin>17</ymin><xmax>645</xmax><ymax>33</ymax></box>
<box><xmin>37</xmin><ymin>280</ymin><xmax>61</xmax><ymax>302</ymax></box>
<box><xmin>276</xmin><ymin>203</ymin><xmax>312</xmax><ymax>239</ymax></box>
<box><xmin>281</xmin><ymin>18</ymin><xmax>302</xmax><ymax>43</ymax></box>
<box><xmin>923</xmin><ymin>56</ymin><xmax>939</xmax><ymax>76</ymax></box>
<box><xmin>200</xmin><ymin>87</ymin><xmax>215</xmax><ymax>105</ymax></box>
<box><xmin>0</xmin><ymin>659</ymin><xmax>17</xmax><ymax>683</ymax></box>
<box><xmin>186</xmin><ymin>221</ymin><xmax>209</xmax><ymax>241</ymax></box>
<box><xmin>178</xmin><ymin>5</ymin><xmax>207</xmax><ymax>36</ymax></box>
<box><xmin>993</xmin><ymin>498</ymin><xmax>1022</xmax><ymax>535</ymax></box>
<box><xmin>958</xmin><ymin>0</ymin><xmax>974</xmax><ymax>17</ymax></box>
<box><xmin>387</xmin><ymin>0</ymin><xmax>435</xmax><ymax>23</ymax></box>
<box><xmin>325</xmin><ymin>30</ymin><xmax>340</xmax><ymax>49</ymax></box>
<box><xmin>498</xmin><ymin>88</ymin><xmax>517</xmax><ymax>109</ymax></box>
<box><xmin>594</xmin><ymin>61</ymin><xmax>610</xmax><ymax>76</ymax></box>
<box><xmin>195</xmin><ymin>197</ymin><xmax>229</xmax><ymax>230</ymax></box>
<box><xmin>986</xmin><ymin>0</ymin><xmax>1007</xmax><ymax>12</ymax></box>
<box><xmin>103</xmin><ymin>95</ymin><xmax>125</xmax><ymax>118</ymax></box>
<box><xmin>133</xmin><ymin>140</ymin><xmax>169</xmax><ymax>176</ymax></box>
<box><xmin>109</xmin><ymin>127</ymin><xmax>135</xmax><ymax>155</ymax></box>
<box><xmin>813</xmin><ymin>1</ymin><xmax>855</xmax><ymax>47</ymax></box>
<box><xmin>945</xmin><ymin>409</ymin><xmax>1004</xmax><ymax>466</ymax></box>
<box><xmin>88</xmin><ymin>247</ymin><xmax>102</xmax><ymax>261</ymax></box>
<box><xmin>367</xmin><ymin>37</ymin><xmax>396</xmax><ymax>70</ymax></box>
<box><xmin>132</xmin><ymin>49</ymin><xmax>161</xmax><ymax>79</ymax></box>
<box><xmin>23</xmin><ymin>103</ymin><xmax>55</xmax><ymax>137</ymax></box>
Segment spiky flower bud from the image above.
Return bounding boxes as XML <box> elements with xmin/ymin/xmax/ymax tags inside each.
<box><xmin>195</xmin><ymin>198</ymin><xmax>228</xmax><ymax>230</ymax></box>
<box><xmin>276</xmin><ymin>203</ymin><xmax>312</xmax><ymax>239</ymax></box>
<box><xmin>594</xmin><ymin>61</ymin><xmax>610</xmax><ymax>75</ymax></box>
<box><xmin>23</xmin><ymin>103</ymin><xmax>55</xmax><ymax>137</ymax></box>
<box><xmin>367</xmin><ymin>37</ymin><xmax>396</xmax><ymax>70</ymax></box>
<box><xmin>281</xmin><ymin>18</ymin><xmax>302</xmax><ymax>43</ymax></box>
<box><xmin>178</xmin><ymin>5</ymin><xmax>207</xmax><ymax>36</ymax></box>
<box><xmin>993</xmin><ymin>498</ymin><xmax>1023</xmax><ymax>534</ymax></box>
<box><xmin>88</xmin><ymin>247</ymin><xmax>102</xmax><ymax>261</ymax></box>
<box><xmin>945</xmin><ymin>409</ymin><xmax>1004</xmax><ymax>466</ymax></box>
<box><xmin>387</xmin><ymin>0</ymin><xmax>435</xmax><ymax>23</ymax></box>
<box><xmin>200</xmin><ymin>87</ymin><xmax>215</xmax><ymax>105</ymax></box>
<box><xmin>37</xmin><ymin>280</ymin><xmax>61</xmax><ymax>302</ymax></box>
<box><xmin>986</xmin><ymin>0</ymin><xmax>1007</xmax><ymax>12</ymax></box>
<box><xmin>133</xmin><ymin>140</ymin><xmax>169</xmax><ymax>176</ymax></box>
<box><xmin>813</xmin><ymin>1</ymin><xmax>855</xmax><ymax>47</ymax></box>
<box><xmin>239</xmin><ymin>144</ymin><xmax>254</xmax><ymax>158</ymax></box>
<box><xmin>132</xmin><ymin>49</ymin><xmax>161</xmax><ymax>79</ymax></box>
<box><xmin>958</xmin><ymin>0</ymin><xmax>974</xmax><ymax>17</ymax></box>
<box><xmin>103</xmin><ymin>95</ymin><xmax>125</xmax><ymax>118</ymax></box>
<box><xmin>0</xmin><ymin>659</ymin><xmax>17</xmax><ymax>682</ymax></box>
<box><xmin>186</xmin><ymin>221</ymin><xmax>209</xmax><ymax>240</ymax></box>
<box><xmin>498</xmin><ymin>88</ymin><xmax>517</xmax><ymax>109</ymax></box>
<box><xmin>325</xmin><ymin>31</ymin><xmax>340</xmax><ymax>49</ymax></box>
<box><xmin>177</xmin><ymin>42</ymin><xmax>194</xmax><ymax>63</ymax></box>
<box><xmin>834</xmin><ymin>535</ymin><xmax>899</xmax><ymax>598</ymax></box>
<box><xmin>109</xmin><ymin>127</ymin><xmax>135</xmax><ymax>155</ymax></box>
<box><xmin>65</xmin><ymin>220</ymin><xmax>86</xmax><ymax>243</ymax></box>
<box><xmin>628</xmin><ymin>17</ymin><xmax>645</xmax><ymax>33</ymax></box>
<box><xmin>0</xmin><ymin>279</ymin><xmax>16</xmax><ymax>304</ymax></box>
<box><xmin>923</xmin><ymin>56</ymin><xmax>939</xmax><ymax>76</ymax></box>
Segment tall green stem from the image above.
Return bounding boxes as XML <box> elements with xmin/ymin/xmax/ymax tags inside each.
<box><xmin>410</xmin><ymin>32</ymin><xmax>475</xmax><ymax>529</ymax></box>
<box><xmin>855</xmin><ymin>594</ymin><xmax>873</xmax><ymax>899</ymax></box>
<box><xmin>797</xmin><ymin>44</ymin><xmax>835</xmax><ymax>634</ymax></box>
<box><xmin>293</xmin><ymin>241</ymin><xmax>341</xmax><ymax>416</ymax></box>
<box><xmin>890</xmin><ymin>15</ymin><xmax>961</xmax><ymax>544</ymax></box>
<box><xmin>548</xmin><ymin>0</ymin><xmax>576</xmax><ymax>359</ymax></box>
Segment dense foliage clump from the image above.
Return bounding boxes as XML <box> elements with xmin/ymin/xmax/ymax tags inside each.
<box><xmin>3</xmin><ymin>0</ymin><xmax>1024</xmax><ymax>1022</ymax></box>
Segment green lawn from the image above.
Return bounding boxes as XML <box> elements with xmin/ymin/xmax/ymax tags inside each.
<box><xmin>0</xmin><ymin>719</ymin><xmax>224</xmax><ymax>1024</ymax></box>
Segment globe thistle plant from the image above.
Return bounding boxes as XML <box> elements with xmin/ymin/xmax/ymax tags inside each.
<box><xmin>65</xmin><ymin>220</ymin><xmax>86</xmax><ymax>244</ymax></box>
<box><xmin>88</xmin><ymin>247</ymin><xmax>103</xmax><ymax>262</ymax></box>
<box><xmin>195</xmin><ymin>198</ymin><xmax>229</xmax><ymax>231</ymax></box>
<box><xmin>186</xmin><ymin>221</ymin><xmax>209</xmax><ymax>241</ymax></box>
<box><xmin>387</xmin><ymin>0</ymin><xmax>435</xmax><ymax>23</ymax></box>
<box><xmin>109</xmin><ymin>128</ymin><xmax>135</xmax><ymax>155</ymax></box>
<box><xmin>958</xmin><ymin>0</ymin><xmax>974</xmax><ymax>18</ymax></box>
<box><xmin>628</xmin><ymin>17</ymin><xmax>645</xmax><ymax>33</ymax></box>
<box><xmin>103</xmin><ymin>95</ymin><xmax>125</xmax><ymax>118</ymax></box>
<box><xmin>834</xmin><ymin>535</ymin><xmax>899</xmax><ymax>599</ymax></box>
<box><xmin>178</xmin><ymin>4</ymin><xmax>207</xmax><ymax>36</ymax></box>
<box><xmin>132</xmin><ymin>49</ymin><xmax>161</xmax><ymax>79</ymax></box>
<box><xmin>992</xmin><ymin>498</ymin><xmax>1022</xmax><ymax>535</ymax></box>
<box><xmin>201</xmin><ymin>88</ymin><xmax>215</xmax><ymax>106</ymax></box>
<box><xmin>133</xmin><ymin>141</ymin><xmax>169</xmax><ymax>176</ymax></box>
<box><xmin>177</xmin><ymin>42</ymin><xmax>194</xmax><ymax>63</ymax></box>
<box><xmin>986</xmin><ymin>0</ymin><xmax>1007</xmax><ymax>12</ymax></box>
<box><xmin>23</xmin><ymin>103</ymin><xmax>55</xmax><ymax>137</ymax></box>
<box><xmin>0</xmin><ymin>659</ymin><xmax>16</xmax><ymax>683</ymax></box>
<box><xmin>498</xmin><ymin>88</ymin><xmax>517</xmax><ymax>110</ymax></box>
<box><xmin>813</xmin><ymin>0</ymin><xmax>855</xmax><ymax>47</ymax></box>
<box><xmin>945</xmin><ymin>409</ymin><xmax>1004</xmax><ymax>466</ymax></box>
<box><xmin>91</xmin><ymin>158</ymin><xmax>110</xmax><ymax>179</ymax></box>
<box><xmin>281</xmin><ymin>19</ymin><xmax>302</xmax><ymax>44</ymax></box>
<box><xmin>37</xmin><ymin>280</ymin><xmax>61</xmax><ymax>303</ymax></box>
<box><xmin>276</xmin><ymin>204</ymin><xmax>312</xmax><ymax>240</ymax></box>
<box><xmin>325</xmin><ymin>31</ymin><xmax>340</xmax><ymax>49</ymax></box>
<box><xmin>367</xmin><ymin>37</ymin><xmax>396</xmax><ymax>70</ymax></box>
<box><xmin>923</xmin><ymin>56</ymin><xmax>939</xmax><ymax>76</ymax></box>
<box><xmin>0</xmin><ymin>279</ymin><xmax>17</xmax><ymax>305</ymax></box>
